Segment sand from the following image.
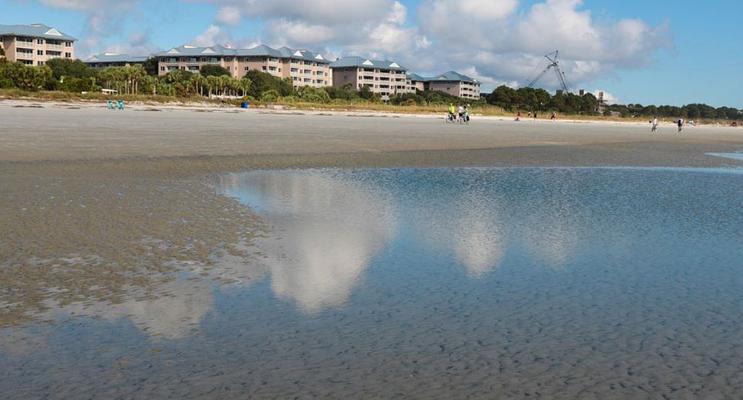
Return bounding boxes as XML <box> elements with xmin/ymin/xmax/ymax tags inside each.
<box><xmin>1</xmin><ymin>100</ymin><xmax>743</xmax><ymax>322</ymax></box>
<box><xmin>2</xmin><ymin>99</ymin><xmax>743</xmax><ymax>398</ymax></box>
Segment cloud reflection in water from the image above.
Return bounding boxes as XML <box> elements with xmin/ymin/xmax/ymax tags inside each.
<box><xmin>220</xmin><ymin>171</ymin><xmax>397</xmax><ymax>313</ymax></box>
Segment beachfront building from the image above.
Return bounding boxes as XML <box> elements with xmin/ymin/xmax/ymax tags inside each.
<box><xmin>330</xmin><ymin>57</ymin><xmax>413</xmax><ymax>97</ymax></box>
<box><xmin>84</xmin><ymin>53</ymin><xmax>149</xmax><ymax>69</ymax></box>
<box><xmin>407</xmin><ymin>73</ymin><xmax>427</xmax><ymax>92</ymax></box>
<box><xmin>406</xmin><ymin>71</ymin><xmax>481</xmax><ymax>100</ymax></box>
<box><xmin>0</xmin><ymin>24</ymin><xmax>75</xmax><ymax>66</ymax></box>
<box><xmin>154</xmin><ymin>44</ymin><xmax>332</xmax><ymax>88</ymax></box>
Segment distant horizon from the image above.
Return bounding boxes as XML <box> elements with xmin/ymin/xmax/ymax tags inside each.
<box><xmin>2</xmin><ymin>0</ymin><xmax>741</xmax><ymax>108</ymax></box>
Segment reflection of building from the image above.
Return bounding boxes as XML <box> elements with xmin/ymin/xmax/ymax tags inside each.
<box><xmin>84</xmin><ymin>53</ymin><xmax>148</xmax><ymax>69</ymax></box>
<box><xmin>154</xmin><ymin>44</ymin><xmax>332</xmax><ymax>88</ymax></box>
<box><xmin>330</xmin><ymin>56</ymin><xmax>414</xmax><ymax>97</ymax></box>
<box><xmin>0</xmin><ymin>24</ymin><xmax>75</xmax><ymax>66</ymax></box>
<box><xmin>407</xmin><ymin>71</ymin><xmax>481</xmax><ymax>100</ymax></box>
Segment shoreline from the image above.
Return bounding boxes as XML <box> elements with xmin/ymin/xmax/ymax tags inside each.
<box><xmin>2</xmin><ymin>102</ymin><xmax>742</xmax><ymax>328</ymax></box>
<box><xmin>3</xmin><ymin>97</ymin><xmax>740</xmax><ymax>129</ymax></box>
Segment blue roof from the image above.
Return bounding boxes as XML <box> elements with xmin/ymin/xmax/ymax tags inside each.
<box><xmin>407</xmin><ymin>71</ymin><xmax>479</xmax><ymax>84</ymax></box>
<box><xmin>84</xmin><ymin>53</ymin><xmax>149</xmax><ymax>63</ymax></box>
<box><xmin>154</xmin><ymin>44</ymin><xmax>330</xmax><ymax>63</ymax></box>
<box><xmin>0</xmin><ymin>23</ymin><xmax>76</xmax><ymax>41</ymax></box>
<box><xmin>330</xmin><ymin>56</ymin><xmax>407</xmax><ymax>71</ymax></box>
<box><xmin>407</xmin><ymin>73</ymin><xmax>426</xmax><ymax>82</ymax></box>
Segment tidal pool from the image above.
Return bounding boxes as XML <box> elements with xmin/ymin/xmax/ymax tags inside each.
<box><xmin>3</xmin><ymin>167</ymin><xmax>743</xmax><ymax>399</ymax></box>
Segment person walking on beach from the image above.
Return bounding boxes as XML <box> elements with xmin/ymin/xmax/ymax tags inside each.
<box><xmin>651</xmin><ymin>117</ymin><xmax>659</xmax><ymax>133</ymax></box>
<box><xmin>677</xmin><ymin>118</ymin><xmax>684</xmax><ymax>133</ymax></box>
<box><xmin>550</xmin><ymin>112</ymin><xmax>557</xmax><ymax>120</ymax></box>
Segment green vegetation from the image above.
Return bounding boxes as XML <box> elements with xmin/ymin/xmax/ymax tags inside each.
<box><xmin>486</xmin><ymin>85</ymin><xmax>742</xmax><ymax>121</ymax></box>
<box><xmin>199</xmin><ymin>64</ymin><xmax>231</xmax><ymax>77</ymax></box>
<box><xmin>1</xmin><ymin>59</ymin><xmax>740</xmax><ymax>121</ymax></box>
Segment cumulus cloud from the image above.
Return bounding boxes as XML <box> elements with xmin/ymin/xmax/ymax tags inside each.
<box><xmin>417</xmin><ymin>0</ymin><xmax>671</xmax><ymax>91</ymax></box>
<box><xmin>103</xmin><ymin>31</ymin><xmax>159</xmax><ymax>56</ymax></box>
<box><xmin>40</xmin><ymin>0</ymin><xmax>141</xmax><ymax>55</ymax></box>
<box><xmin>188</xmin><ymin>0</ymin><xmax>669</xmax><ymax>92</ymax></box>
<box><xmin>192</xmin><ymin>24</ymin><xmax>232</xmax><ymax>47</ymax></box>
<box><xmin>216</xmin><ymin>5</ymin><xmax>242</xmax><ymax>25</ymax></box>
<box><xmin>47</xmin><ymin>0</ymin><xmax>671</xmax><ymax>92</ymax></box>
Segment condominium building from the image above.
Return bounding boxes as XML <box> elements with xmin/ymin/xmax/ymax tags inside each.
<box><xmin>407</xmin><ymin>71</ymin><xmax>481</xmax><ymax>100</ymax></box>
<box><xmin>154</xmin><ymin>44</ymin><xmax>332</xmax><ymax>87</ymax></box>
<box><xmin>330</xmin><ymin>57</ymin><xmax>413</xmax><ymax>97</ymax></box>
<box><xmin>0</xmin><ymin>24</ymin><xmax>75</xmax><ymax>66</ymax></box>
<box><xmin>84</xmin><ymin>53</ymin><xmax>149</xmax><ymax>69</ymax></box>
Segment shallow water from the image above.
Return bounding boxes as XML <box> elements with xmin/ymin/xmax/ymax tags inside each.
<box><xmin>3</xmin><ymin>167</ymin><xmax>743</xmax><ymax>399</ymax></box>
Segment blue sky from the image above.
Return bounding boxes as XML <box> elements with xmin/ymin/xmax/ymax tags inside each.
<box><xmin>2</xmin><ymin>0</ymin><xmax>741</xmax><ymax>108</ymax></box>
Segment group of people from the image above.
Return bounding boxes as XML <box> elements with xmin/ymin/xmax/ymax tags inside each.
<box><xmin>515</xmin><ymin>111</ymin><xmax>557</xmax><ymax>121</ymax></box>
<box><xmin>651</xmin><ymin>117</ymin><xmax>689</xmax><ymax>133</ymax></box>
<box><xmin>447</xmin><ymin>104</ymin><xmax>471</xmax><ymax>124</ymax></box>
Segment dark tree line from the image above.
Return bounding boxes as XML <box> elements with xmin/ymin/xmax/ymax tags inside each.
<box><xmin>487</xmin><ymin>85</ymin><xmax>742</xmax><ymax>120</ymax></box>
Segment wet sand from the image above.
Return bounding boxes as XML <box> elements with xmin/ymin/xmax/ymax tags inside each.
<box><xmin>2</xmin><ymin>100</ymin><xmax>743</xmax><ymax>398</ymax></box>
<box><xmin>1</xmin><ymin>101</ymin><xmax>742</xmax><ymax>322</ymax></box>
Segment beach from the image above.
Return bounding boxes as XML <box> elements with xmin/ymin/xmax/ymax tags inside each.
<box><xmin>2</xmin><ymin>100</ymin><xmax>743</xmax><ymax>399</ymax></box>
<box><xmin>2</xmin><ymin>99</ymin><xmax>743</xmax><ymax>323</ymax></box>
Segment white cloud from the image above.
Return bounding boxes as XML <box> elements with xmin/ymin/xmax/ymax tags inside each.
<box><xmin>48</xmin><ymin>0</ymin><xmax>671</xmax><ymax>93</ymax></box>
<box><xmin>264</xmin><ymin>19</ymin><xmax>337</xmax><ymax>46</ymax></box>
<box><xmin>216</xmin><ymin>5</ymin><xmax>242</xmax><ymax>25</ymax></box>
<box><xmin>40</xmin><ymin>0</ymin><xmax>141</xmax><ymax>56</ymax></box>
<box><xmin>192</xmin><ymin>24</ymin><xmax>233</xmax><ymax>47</ymax></box>
<box><xmin>103</xmin><ymin>31</ymin><xmax>159</xmax><ymax>56</ymax></box>
<box><xmin>416</xmin><ymin>0</ymin><xmax>671</xmax><ymax>91</ymax></box>
<box><xmin>199</xmin><ymin>0</ymin><xmax>392</xmax><ymax>24</ymax></box>
<box><xmin>387</xmin><ymin>1</ymin><xmax>407</xmax><ymax>24</ymax></box>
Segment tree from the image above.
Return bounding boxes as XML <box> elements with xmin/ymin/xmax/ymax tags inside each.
<box><xmin>487</xmin><ymin>85</ymin><xmax>517</xmax><ymax>110</ymax></box>
<box><xmin>143</xmin><ymin>57</ymin><xmax>159</xmax><ymax>76</ymax></box>
<box><xmin>246</xmin><ymin>70</ymin><xmax>293</xmax><ymax>98</ymax></box>
<box><xmin>200</xmin><ymin>64</ymin><xmax>231</xmax><ymax>77</ymax></box>
<box><xmin>46</xmin><ymin>58</ymin><xmax>96</xmax><ymax>80</ymax></box>
<box><xmin>0</xmin><ymin>62</ymin><xmax>53</xmax><ymax>91</ymax></box>
<box><xmin>297</xmin><ymin>86</ymin><xmax>330</xmax><ymax>103</ymax></box>
<box><xmin>326</xmin><ymin>83</ymin><xmax>359</xmax><ymax>101</ymax></box>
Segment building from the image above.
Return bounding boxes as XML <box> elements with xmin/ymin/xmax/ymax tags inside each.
<box><xmin>154</xmin><ymin>44</ymin><xmax>331</xmax><ymax>88</ymax></box>
<box><xmin>84</xmin><ymin>53</ymin><xmax>149</xmax><ymax>69</ymax></box>
<box><xmin>407</xmin><ymin>73</ymin><xmax>427</xmax><ymax>92</ymax></box>
<box><xmin>0</xmin><ymin>23</ymin><xmax>75</xmax><ymax>66</ymax></box>
<box><xmin>407</xmin><ymin>71</ymin><xmax>481</xmax><ymax>100</ymax></box>
<box><xmin>330</xmin><ymin>56</ymin><xmax>413</xmax><ymax>97</ymax></box>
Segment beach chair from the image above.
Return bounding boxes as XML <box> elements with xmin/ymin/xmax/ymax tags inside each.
<box><xmin>117</xmin><ymin>100</ymin><xmax>125</xmax><ymax>110</ymax></box>
<box><xmin>106</xmin><ymin>100</ymin><xmax>114</xmax><ymax>110</ymax></box>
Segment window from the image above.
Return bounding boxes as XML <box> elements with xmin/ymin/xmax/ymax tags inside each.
<box><xmin>244</xmin><ymin>66</ymin><xmax>249</xmax><ymax>71</ymax></box>
<box><xmin>65</xmin><ymin>52</ymin><xmax>71</xmax><ymax>58</ymax></box>
<box><xmin>37</xmin><ymin>39</ymin><xmax>44</xmax><ymax>44</ymax></box>
<box><xmin>160</xmin><ymin>66</ymin><xmax>165</xmax><ymax>71</ymax></box>
<box><xmin>37</xmin><ymin>50</ymin><xmax>43</xmax><ymax>55</ymax></box>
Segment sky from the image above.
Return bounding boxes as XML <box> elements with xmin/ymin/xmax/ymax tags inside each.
<box><xmin>2</xmin><ymin>0</ymin><xmax>742</xmax><ymax>108</ymax></box>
